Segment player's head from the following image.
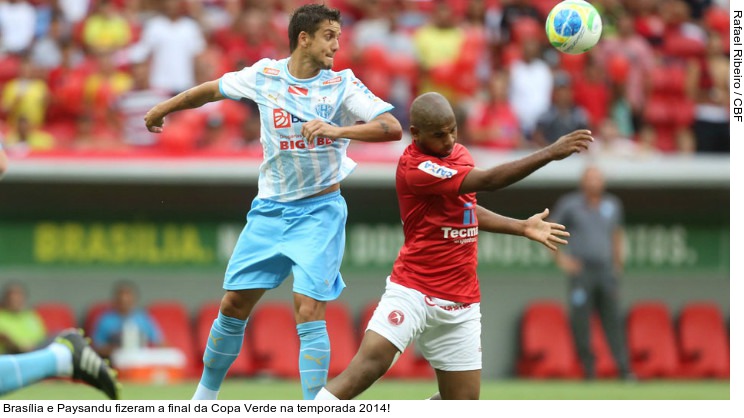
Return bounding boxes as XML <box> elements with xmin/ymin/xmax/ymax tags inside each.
<box><xmin>288</xmin><ymin>4</ymin><xmax>342</xmax><ymax>70</ymax></box>
<box><xmin>112</xmin><ymin>280</ymin><xmax>139</xmax><ymax>315</ymax></box>
<box><xmin>410</xmin><ymin>92</ymin><xmax>457</xmax><ymax>158</ymax></box>
<box><xmin>581</xmin><ymin>165</ymin><xmax>605</xmax><ymax>197</ymax></box>
<box><xmin>1</xmin><ymin>282</ymin><xmax>28</xmax><ymax>312</ymax></box>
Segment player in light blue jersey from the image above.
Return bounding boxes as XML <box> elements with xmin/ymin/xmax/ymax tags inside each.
<box><xmin>144</xmin><ymin>4</ymin><xmax>402</xmax><ymax>400</ymax></box>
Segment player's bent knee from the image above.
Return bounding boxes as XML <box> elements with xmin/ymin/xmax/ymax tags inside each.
<box><xmin>294</xmin><ymin>295</ymin><xmax>326</xmax><ymax>323</ymax></box>
<box><xmin>219</xmin><ymin>292</ymin><xmax>254</xmax><ymax>320</ymax></box>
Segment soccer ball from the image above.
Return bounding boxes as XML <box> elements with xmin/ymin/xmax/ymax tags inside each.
<box><xmin>545</xmin><ymin>0</ymin><xmax>603</xmax><ymax>54</ymax></box>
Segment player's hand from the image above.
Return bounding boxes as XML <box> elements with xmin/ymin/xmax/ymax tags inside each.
<box><xmin>301</xmin><ymin>119</ymin><xmax>340</xmax><ymax>144</ymax></box>
<box><xmin>547</xmin><ymin>129</ymin><xmax>593</xmax><ymax>160</ymax></box>
<box><xmin>144</xmin><ymin>107</ymin><xmax>166</xmax><ymax>133</ymax></box>
<box><xmin>523</xmin><ymin>208</ymin><xmax>570</xmax><ymax>251</ymax></box>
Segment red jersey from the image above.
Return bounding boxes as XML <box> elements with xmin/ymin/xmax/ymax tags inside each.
<box><xmin>390</xmin><ymin>142</ymin><xmax>480</xmax><ymax>303</ymax></box>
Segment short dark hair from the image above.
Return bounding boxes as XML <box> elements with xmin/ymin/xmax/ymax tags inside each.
<box><xmin>288</xmin><ymin>3</ymin><xmax>342</xmax><ymax>53</ymax></box>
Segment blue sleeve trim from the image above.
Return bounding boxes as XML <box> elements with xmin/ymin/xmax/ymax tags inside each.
<box><xmin>369</xmin><ymin>105</ymin><xmax>395</xmax><ymax>121</ymax></box>
<box><xmin>218</xmin><ymin>78</ymin><xmax>238</xmax><ymax>101</ymax></box>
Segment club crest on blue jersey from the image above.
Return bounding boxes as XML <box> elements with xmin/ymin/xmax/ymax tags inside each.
<box><xmin>315</xmin><ymin>97</ymin><xmax>334</xmax><ymax>119</ymax></box>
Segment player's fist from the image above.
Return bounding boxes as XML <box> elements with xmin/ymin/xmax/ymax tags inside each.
<box><xmin>144</xmin><ymin>107</ymin><xmax>165</xmax><ymax>133</ymax></box>
<box><xmin>548</xmin><ymin>129</ymin><xmax>593</xmax><ymax>160</ymax></box>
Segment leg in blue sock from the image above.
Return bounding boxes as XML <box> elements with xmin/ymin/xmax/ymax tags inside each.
<box><xmin>192</xmin><ymin>312</ymin><xmax>248</xmax><ymax>400</ymax></box>
<box><xmin>297</xmin><ymin>320</ymin><xmax>331</xmax><ymax>400</ymax></box>
<box><xmin>0</xmin><ymin>343</ymin><xmax>71</xmax><ymax>396</ymax></box>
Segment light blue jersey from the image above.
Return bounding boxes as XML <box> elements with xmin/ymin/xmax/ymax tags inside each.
<box><xmin>219</xmin><ymin>57</ymin><xmax>394</xmax><ymax>202</ymax></box>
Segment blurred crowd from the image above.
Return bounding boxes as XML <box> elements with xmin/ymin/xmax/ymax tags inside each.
<box><xmin>0</xmin><ymin>0</ymin><xmax>732</xmax><ymax>159</ymax></box>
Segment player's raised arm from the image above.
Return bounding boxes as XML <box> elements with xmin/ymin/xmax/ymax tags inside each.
<box><xmin>301</xmin><ymin>112</ymin><xmax>402</xmax><ymax>144</ymax></box>
<box><xmin>459</xmin><ymin>129</ymin><xmax>593</xmax><ymax>194</ymax></box>
<box><xmin>476</xmin><ymin>206</ymin><xmax>569</xmax><ymax>251</ymax></box>
<box><xmin>144</xmin><ymin>80</ymin><xmax>224</xmax><ymax>133</ymax></box>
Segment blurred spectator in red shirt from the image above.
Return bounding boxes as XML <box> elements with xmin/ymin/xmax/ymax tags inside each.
<box><xmin>499</xmin><ymin>0</ymin><xmax>541</xmax><ymax>43</ymax></box>
<box><xmin>212</xmin><ymin>7</ymin><xmax>279</xmax><ymax>70</ymax></box>
<box><xmin>596</xmin><ymin>14</ymin><xmax>655</xmax><ymax>129</ymax></box>
<box><xmin>466</xmin><ymin>71</ymin><xmax>524</xmax><ymax>151</ymax></box>
<box><xmin>71</xmin><ymin>112</ymin><xmax>121</xmax><ymax>151</ymax></box>
<box><xmin>572</xmin><ymin>54</ymin><xmax>610</xmax><ymax>130</ymax></box>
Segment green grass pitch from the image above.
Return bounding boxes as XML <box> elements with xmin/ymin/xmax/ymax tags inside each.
<box><xmin>2</xmin><ymin>378</ymin><xmax>729</xmax><ymax>400</ymax></box>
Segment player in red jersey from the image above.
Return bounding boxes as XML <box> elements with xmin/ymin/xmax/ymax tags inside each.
<box><xmin>315</xmin><ymin>92</ymin><xmax>593</xmax><ymax>400</ymax></box>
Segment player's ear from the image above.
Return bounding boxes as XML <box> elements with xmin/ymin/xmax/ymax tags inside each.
<box><xmin>409</xmin><ymin>125</ymin><xmax>419</xmax><ymax>140</ymax></box>
<box><xmin>298</xmin><ymin>31</ymin><xmax>309</xmax><ymax>48</ymax></box>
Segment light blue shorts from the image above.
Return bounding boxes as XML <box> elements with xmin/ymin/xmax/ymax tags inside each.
<box><xmin>223</xmin><ymin>190</ymin><xmax>347</xmax><ymax>301</ymax></box>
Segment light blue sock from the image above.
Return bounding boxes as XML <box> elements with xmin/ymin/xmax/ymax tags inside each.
<box><xmin>197</xmin><ymin>312</ymin><xmax>247</xmax><ymax>392</ymax></box>
<box><xmin>0</xmin><ymin>344</ymin><xmax>67</xmax><ymax>396</ymax></box>
<box><xmin>297</xmin><ymin>320</ymin><xmax>330</xmax><ymax>400</ymax></box>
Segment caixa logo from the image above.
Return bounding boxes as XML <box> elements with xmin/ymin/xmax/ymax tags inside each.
<box><xmin>273</xmin><ymin>109</ymin><xmax>306</xmax><ymax>129</ymax></box>
<box><xmin>417</xmin><ymin>160</ymin><xmax>458</xmax><ymax>179</ymax></box>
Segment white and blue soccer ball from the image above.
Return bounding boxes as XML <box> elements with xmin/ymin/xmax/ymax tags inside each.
<box><xmin>545</xmin><ymin>0</ymin><xmax>603</xmax><ymax>55</ymax></box>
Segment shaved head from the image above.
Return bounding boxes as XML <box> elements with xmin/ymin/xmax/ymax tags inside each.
<box><xmin>409</xmin><ymin>92</ymin><xmax>458</xmax><ymax>157</ymax></box>
<box><xmin>410</xmin><ymin>92</ymin><xmax>455</xmax><ymax>131</ymax></box>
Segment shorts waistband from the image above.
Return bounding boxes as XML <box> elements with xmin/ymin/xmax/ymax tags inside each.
<box><xmin>270</xmin><ymin>189</ymin><xmax>341</xmax><ymax>206</ymax></box>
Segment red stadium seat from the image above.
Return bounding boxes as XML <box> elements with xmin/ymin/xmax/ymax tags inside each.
<box><xmin>148</xmin><ymin>300</ymin><xmax>199</xmax><ymax>378</ymax></box>
<box><xmin>34</xmin><ymin>302</ymin><xmax>77</xmax><ymax>334</ymax></box>
<box><xmin>677</xmin><ymin>302</ymin><xmax>729</xmax><ymax>379</ymax></box>
<box><xmin>358</xmin><ymin>301</ymin><xmax>434</xmax><ymax>379</ymax></box>
<box><xmin>247</xmin><ymin>301</ymin><xmax>299</xmax><ymax>378</ymax></box>
<box><xmin>517</xmin><ymin>300</ymin><xmax>579</xmax><ymax>379</ymax></box>
<box><xmin>196</xmin><ymin>302</ymin><xmax>255</xmax><ymax>377</ymax></box>
<box><xmin>325</xmin><ymin>302</ymin><xmax>359</xmax><ymax>378</ymax></box>
<box><xmin>626</xmin><ymin>301</ymin><xmax>680</xmax><ymax>379</ymax></box>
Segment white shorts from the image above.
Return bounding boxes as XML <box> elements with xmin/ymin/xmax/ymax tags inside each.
<box><xmin>366</xmin><ymin>277</ymin><xmax>482</xmax><ymax>371</ymax></box>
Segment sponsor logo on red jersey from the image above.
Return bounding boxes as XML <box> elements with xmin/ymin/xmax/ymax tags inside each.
<box><xmin>417</xmin><ymin>160</ymin><xmax>458</xmax><ymax>179</ymax></box>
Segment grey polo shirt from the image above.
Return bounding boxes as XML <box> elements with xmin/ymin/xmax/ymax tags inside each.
<box><xmin>550</xmin><ymin>191</ymin><xmax>624</xmax><ymax>266</ymax></box>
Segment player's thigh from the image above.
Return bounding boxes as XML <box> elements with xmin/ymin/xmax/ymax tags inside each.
<box><xmin>286</xmin><ymin>194</ymin><xmax>348</xmax><ymax>301</ymax></box>
<box><xmin>366</xmin><ymin>278</ymin><xmax>427</xmax><ymax>353</ymax></box>
<box><xmin>418</xmin><ymin>303</ymin><xmax>482</xmax><ymax>373</ymax></box>
<box><xmin>224</xmin><ymin>199</ymin><xmax>292</xmax><ymax>291</ymax></box>
<box><xmin>435</xmin><ymin>369</ymin><xmax>481</xmax><ymax>400</ymax></box>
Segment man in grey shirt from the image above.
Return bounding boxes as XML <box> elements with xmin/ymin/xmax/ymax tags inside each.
<box><xmin>550</xmin><ymin>165</ymin><xmax>633</xmax><ymax>380</ymax></box>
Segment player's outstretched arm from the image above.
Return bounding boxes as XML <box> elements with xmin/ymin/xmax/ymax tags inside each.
<box><xmin>144</xmin><ymin>80</ymin><xmax>224</xmax><ymax>133</ymax></box>
<box><xmin>459</xmin><ymin>130</ymin><xmax>593</xmax><ymax>194</ymax></box>
<box><xmin>477</xmin><ymin>206</ymin><xmax>569</xmax><ymax>251</ymax></box>
<box><xmin>301</xmin><ymin>112</ymin><xmax>402</xmax><ymax>144</ymax></box>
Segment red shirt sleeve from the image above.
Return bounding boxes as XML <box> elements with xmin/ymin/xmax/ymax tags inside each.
<box><xmin>404</xmin><ymin>158</ymin><xmax>474</xmax><ymax>196</ymax></box>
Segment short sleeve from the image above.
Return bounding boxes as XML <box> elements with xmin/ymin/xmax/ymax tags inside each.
<box><xmin>219</xmin><ymin>58</ymin><xmax>271</xmax><ymax>102</ymax></box>
<box><xmin>338</xmin><ymin>71</ymin><xmax>394</xmax><ymax>124</ymax></box>
<box><xmin>405</xmin><ymin>160</ymin><xmax>473</xmax><ymax>196</ymax></box>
